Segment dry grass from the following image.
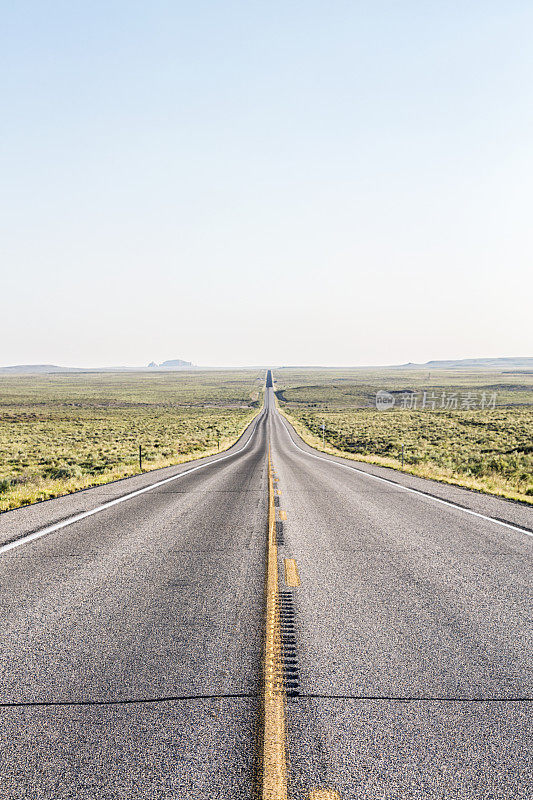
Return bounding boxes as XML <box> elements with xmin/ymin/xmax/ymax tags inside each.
<box><xmin>273</xmin><ymin>366</ymin><xmax>533</xmax><ymax>506</ymax></box>
<box><xmin>280</xmin><ymin>407</ymin><xmax>533</xmax><ymax>504</ymax></box>
<box><xmin>0</xmin><ymin>370</ymin><xmax>264</xmax><ymax>512</ymax></box>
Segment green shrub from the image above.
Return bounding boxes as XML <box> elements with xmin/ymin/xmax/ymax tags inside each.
<box><xmin>46</xmin><ymin>464</ymin><xmax>83</xmax><ymax>480</ymax></box>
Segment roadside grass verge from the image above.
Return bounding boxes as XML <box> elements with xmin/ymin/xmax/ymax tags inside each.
<box><xmin>278</xmin><ymin>405</ymin><xmax>533</xmax><ymax>506</ymax></box>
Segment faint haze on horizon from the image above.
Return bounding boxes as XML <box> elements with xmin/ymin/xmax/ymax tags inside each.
<box><xmin>1</xmin><ymin>357</ymin><xmax>533</xmax><ymax>372</ymax></box>
<box><xmin>2</xmin><ymin>2</ymin><xmax>532</xmax><ymax>369</ymax></box>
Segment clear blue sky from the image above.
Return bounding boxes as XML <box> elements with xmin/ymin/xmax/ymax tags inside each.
<box><xmin>2</xmin><ymin>1</ymin><xmax>532</xmax><ymax>367</ymax></box>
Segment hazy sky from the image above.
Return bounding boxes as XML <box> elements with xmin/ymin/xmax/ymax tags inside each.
<box><xmin>2</xmin><ymin>1</ymin><xmax>532</xmax><ymax>367</ymax></box>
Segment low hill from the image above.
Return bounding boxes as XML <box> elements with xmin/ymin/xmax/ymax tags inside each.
<box><xmin>397</xmin><ymin>357</ymin><xmax>533</xmax><ymax>370</ymax></box>
<box><xmin>0</xmin><ymin>364</ymin><xmax>80</xmax><ymax>374</ymax></box>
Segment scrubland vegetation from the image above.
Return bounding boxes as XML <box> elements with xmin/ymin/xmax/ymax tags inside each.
<box><xmin>0</xmin><ymin>371</ymin><xmax>263</xmax><ymax>512</ymax></box>
<box><xmin>274</xmin><ymin>368</ymin><xmax>533</xmax><ymax>504</ymax></box>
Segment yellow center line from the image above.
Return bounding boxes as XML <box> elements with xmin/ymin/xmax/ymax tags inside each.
<box><xmin>284</xmin><ymin>559</ymin><xmax>301</xmax><ymax>587</ymax></box>
<box><xmin>262</xmin><ymin>445</ymin><xmax>288</xmax><ymax>800</ymax></box>
<box><xmin>262</xmin><ymin>444</ymin><xmax>340</xmax><ymax>799</ymax></box>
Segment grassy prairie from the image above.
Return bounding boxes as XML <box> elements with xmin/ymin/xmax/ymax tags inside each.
<box><xmin>274</xmin><ymin>368</ymin><xmax>533</xmax><ymax>504</ymax></box>
<box><xmin>0</xmin><ymin>370</ymin><xmax>264</xmax><ymax>512</ymax></box>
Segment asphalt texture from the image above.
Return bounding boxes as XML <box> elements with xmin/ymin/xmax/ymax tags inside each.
<box><xmin>1</xmin><ymin>388</ymin><xmax>531</xmax><ymax>798</ymax></box>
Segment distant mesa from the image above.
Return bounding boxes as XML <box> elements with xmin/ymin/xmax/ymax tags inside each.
<box><xmin>147</xmin><ymin>359</ymin><xmax>193</xmax><ymax>368</ymax></box>
<box><xmin>0</xmin><ymin>360</ymin><xmax>195</xmax><ymax>374</ymax></box>
<box><xmin>396</xmin><ymin>357</ymin><xmax>533</xmax><ymax>370</ymax></box>
<box><xmin>160</xmin><ymin>359</ymin><xmax>193</xmax><ymax>367</ymax></box>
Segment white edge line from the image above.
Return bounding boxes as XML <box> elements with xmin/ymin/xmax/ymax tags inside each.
<box><xmin>0</xmin><ymin>412</ymin><xmax>264</xmax><ymax>555</ymax></box>
<box><xmin>277</xmin><ymin>410</ymin><xmax>533</xmax><ymax>539</ymax></box>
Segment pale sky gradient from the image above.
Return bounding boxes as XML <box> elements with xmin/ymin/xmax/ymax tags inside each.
<box><xmin>1</xmin><ymin>1</ymin><xmax>532</xmax><ymax>367</ymax></box>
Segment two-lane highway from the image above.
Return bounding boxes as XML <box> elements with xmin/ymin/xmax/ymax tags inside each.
<box><xmin>0</xmin><ymin>382</ymin><xmax>531</xmax><ymax>798</ymax></box>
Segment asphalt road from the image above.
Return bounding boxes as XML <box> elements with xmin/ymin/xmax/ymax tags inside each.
<box><xmin>1</xmin><ymin>387</ymin><xmax>531</xmax><ymax>798</ymax></box>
